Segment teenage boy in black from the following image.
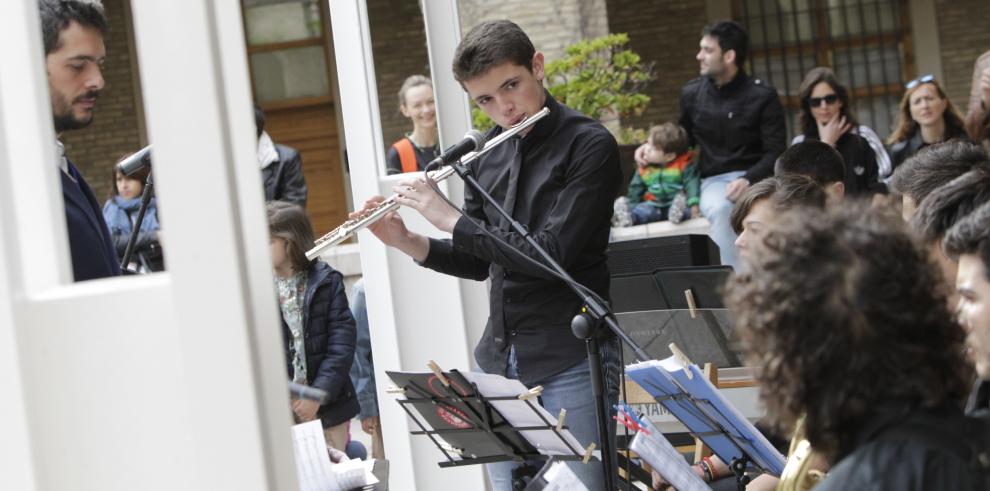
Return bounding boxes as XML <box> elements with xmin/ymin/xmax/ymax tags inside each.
<box><xmin>353</xmin><ymin>19</ymin><xmax>621</xmax><ymax>490</ymax></box>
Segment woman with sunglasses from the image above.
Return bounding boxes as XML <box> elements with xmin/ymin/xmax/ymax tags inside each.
<box><xmin>792</xmin><ymin>67</ymin><xmax>888</xmax><ymax>196</ymax></box>
<box><xmin>888</xmin><ymin>74</ymin><xmax>969</xmax><ymax>172</ymax></box>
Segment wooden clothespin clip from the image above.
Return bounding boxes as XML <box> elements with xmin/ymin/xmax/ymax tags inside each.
<box><xmin>385</xmin><ymin>385</ymin><xmax>406</xmax><ymax>394</ymax></box>
<box><xmin>669</xmin><ymin>343</ymin><xmax>694</xmax><ymax>379</ymax></box>
<box><xmin>427</xmin><ymin>360</ymin><xmax>450</xmax><ymax>387</ymax></box>
<box><xmin>684</xmin><ymin>288</ymin><xmax>698</xmax><ymax>319</ymax></box>
<box><xmin>518</xmin><ymin>385</ymin><xmax>543</xmax><ymax>401</ymax></box>
<box><xmin>439</xmin><ymin>442</ymin><xmax>464</xmax><ymax>455</ymax></box>
<box><xmin>555</xmin><ymin>408</ymin><xmax>567</xmax><ymax>432</ymax></box>
<box><xmin>582</xmin><ymin>443</ymin><xmax>597</xmax><ymax>464</ymax></box>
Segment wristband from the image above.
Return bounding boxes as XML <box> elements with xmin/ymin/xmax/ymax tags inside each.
<box><xmin>702</xmin><ymin>456</ymin><xmax>719</xmax><ymax>481</ymax></box>
<box><xmin>697</xmin><ymin>461</ymin><xmax>713</xmax><ymax>482</ymax></box>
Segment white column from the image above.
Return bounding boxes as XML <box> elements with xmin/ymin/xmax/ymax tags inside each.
<box><xmin>329</xmin><ymin>1</ymin><xmax>487</xmax><ymax>489</ymax></box>
<box><xmin>422</xmin><ymin>0</ymin><xmax>492</xmax><ymax>376</ymax></box>
<box><xmin>0</xmin><ymin>0</ymin><xmax>298</xmax><ymax>489</ymax></box>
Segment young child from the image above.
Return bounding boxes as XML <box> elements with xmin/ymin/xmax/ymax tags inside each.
<box><xmin>617</xmin><ymin>123</ymin><xmax>700</xmax><ymax>226</ymax></box>
<box><xmin>267</xmin><ymin>201</ymin><xmax>360</xmax><ymax>451</ymax></box>
<box><xmin>101</xmin><ymin>162</ymin><xmax>163</xmax><ymax>272</ymax></box>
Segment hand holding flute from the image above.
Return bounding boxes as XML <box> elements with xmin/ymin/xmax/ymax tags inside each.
<box><xmin>306</xmin><ymin>107</ymin><xmax>549</xmax><ymax>261</ymax></box>
<box><xmin>350</xmin><ymin>189</ymin><xmax>432</xmax><ymax>262</ymax></box>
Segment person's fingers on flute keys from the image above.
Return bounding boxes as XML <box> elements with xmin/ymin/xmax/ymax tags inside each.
<box><xmin>349</xmin><ymin>195</ymin><xmax>385</xmax><ymax>220</ymax></box>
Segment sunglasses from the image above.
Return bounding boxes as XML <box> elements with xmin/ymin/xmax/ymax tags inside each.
<box><xmin>905</xmin><ymin>74</ymin><xmax>935</xmax><ymax>90</ymax></box>
<box><xmin>808</xmin><ymin>94</ymin><xmax>839</xmax><ymax>107</ymax></box>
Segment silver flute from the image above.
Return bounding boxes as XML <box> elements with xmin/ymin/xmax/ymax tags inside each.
<box><xmin>305</xmin><ymin>107</ymin><xmax>550</xmax><ymax>260</ymax></box>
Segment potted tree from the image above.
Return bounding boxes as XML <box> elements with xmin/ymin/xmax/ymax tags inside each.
<box><xmin>472</xmin><ymin>33</ymin><xmax>655</xmax><ymax>196</ymax></box>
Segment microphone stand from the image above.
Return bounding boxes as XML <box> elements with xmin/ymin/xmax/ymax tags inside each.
<box><xmin>120</xmin><ymin>172</ymin><xmax>155</xmax><ymax>273</ymax></box>
<box><xmin>447</xmin><ymin>156</ymin><xmax>649</xmax><ymax>491</ymax></box>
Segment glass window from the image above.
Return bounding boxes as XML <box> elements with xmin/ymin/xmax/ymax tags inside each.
<box><xmin>244</xmin><ymin>0</ymin><xmax>322</xmax><ymax>45</ymax></box>
<box><xmin>827</xmin><ymin>0</ymin><xmax>900</xmax><ymax>38</ymax></box>
<box><xmin>855</xmin><ymin>93</ymin><xmax>900</xmax><ymax>136</ymax></box>
<box><xmin>250</xmin><ymin>46</ymin><xmax>329</xmax><ymax>102</ymax></box>
<box><xmin>832</xmin><ymin>45</ymin><xmax>901</xmax><ymax>89</ymax></box>
<box><xmin>762</xmin><ymin>53</ymin><xmax>819</xmax><ymax>96</ymax></box>
<box><xmin>745</xmin><ymin>0</ymin><xmax>814</xmax><ymax>48</ymax></box>
<box><xmin>736</xmin><ymin>0</ymin><xmax>909</xmax><ymax>140</ymax></box>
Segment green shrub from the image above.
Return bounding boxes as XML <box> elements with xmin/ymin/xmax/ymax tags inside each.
<box><xmin>471</xmin><ymin>33</ymin><xmax>654</xmax><ymax>144</ymax></box>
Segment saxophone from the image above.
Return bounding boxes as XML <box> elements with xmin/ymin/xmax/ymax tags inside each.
<box><xmin>305</xmin><ymin>107</ymin><xmax>550</xmax><ymax>260</ymax></box>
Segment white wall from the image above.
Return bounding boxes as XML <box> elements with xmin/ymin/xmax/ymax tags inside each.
<box><xmin>0</xmin><ymin>0</ymin><xmax>298</xmax><ymax>489</ymax></box>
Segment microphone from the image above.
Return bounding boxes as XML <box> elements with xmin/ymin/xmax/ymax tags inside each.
<box><xmin>287</xmin><ymin>381</ymin><xmax>329</xmax><ymax>404</ymax></box>
<box><xmin>116</xmin><ymin>144</ymin><xmax>153</xmax><ymax>177</ymax></box>
<box><xmin>429</xmin><ymin>130</ymin><xmax>486</xmax><ymax>167</ymax></box>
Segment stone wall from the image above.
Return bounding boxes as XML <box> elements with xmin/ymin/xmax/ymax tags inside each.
<box><xmin>456</xmin><ymin>0</ymin><xmax>610</xmax><ymax>63</ymax></box>
<box><xmin>605</xmin><ymin>0</ymin><xmax>709</xmax><ymax>133</ymax></box>
<box><xmin>934</xmin><ymin>0</ymin><xmax>990</xmax><ymax>114</ymax></box>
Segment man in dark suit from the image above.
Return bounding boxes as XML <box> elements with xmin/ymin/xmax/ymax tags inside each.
<box><xmin>40</xmin><ymin>0</ymin><xmax>120</xmax><ymax>281</ymax></box>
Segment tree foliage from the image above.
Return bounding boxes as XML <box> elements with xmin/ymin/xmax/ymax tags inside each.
<box><xmin>472</xmin><ymin>33</ymin><xmax>655</xmax><ymax>143</ymax></box>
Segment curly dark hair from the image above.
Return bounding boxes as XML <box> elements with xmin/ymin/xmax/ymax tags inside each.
<box><xmin>724</xmin><ymin>203</ymin><xmax>972</xmax><ymax>462</ymax></box>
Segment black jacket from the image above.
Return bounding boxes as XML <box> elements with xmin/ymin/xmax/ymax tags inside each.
<box><xmin>888</xmin><ymin>127</ymin><xmax>971</xmax><ymax>172</ymax></box>
<box><xmin>679</xmin><ymin>71</ymin><xmax>786</xmax><ymax>182</ymax></box>
<box><xmin>420</xmin><ymin>93</ymin><xmax>621</xmax><ymax>384</ymax></box>
<box><xmin>62</xmin><ymin>161</ymin><xmax>121</xmax><ymax>281</ymax></box>
<box><xmin>816</xmin><ymin>404</ymin><xmax>990</xmax><ymax>490</ymax></box>
<box><xmin>281</xmin><ymin>261</ymin><xmax>360</xmax><ymax>428</ymax></box>
<box><xmin>262</xmin><ymin>144</ymin><xmax>308</xmax><ymax>207</ymax></box>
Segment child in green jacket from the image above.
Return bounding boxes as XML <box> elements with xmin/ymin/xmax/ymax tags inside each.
<box><xmin>623</xmin><ymin>123</ymin><xmax>700</xmax><ymax>225</ymax></box>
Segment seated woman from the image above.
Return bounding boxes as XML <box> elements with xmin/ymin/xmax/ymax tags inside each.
<box><xmin>791</xmin><ymin>67</ymin><xmax>887</xmax><ymax>196</ymax></box>
<box><xmin>724</xmin><ymin>204</ymin><xmax>981</xmax><ymax>490</ymax></box>
<box><xmin>101</xmin><ymin>163</ymin><xmax>163</xmax><ymax>272</ymax></box>
<box><xmin>888</xmin><ymin>74</ymin><xmax>969</xmax><ymax>171</ymax></box>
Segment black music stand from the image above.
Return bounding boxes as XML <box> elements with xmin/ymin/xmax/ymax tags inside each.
<box><xmin>625</xmin><ymin>351</ymin><xmax>785</xmax><ymax>491</ymax></box>
<box><xmin>653</xmin><ymin>266</ymin><xmax>740</xmax><ymax>367</ymax></box>
<box><xmin>386</xmin><ymin>368</ymin><xmax>592</xmax><ymax>473</ymax></box>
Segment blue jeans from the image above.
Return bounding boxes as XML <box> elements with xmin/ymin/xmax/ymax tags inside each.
<box><xmin>485</xmin><ymin>338</ymin><xmax>621</xmax><ymax>491</ymax></box>
<box><xmin>349</xmin><ymin>279</ymin><xmax>379</xmax><ymax>420</ymax></box>
<box><xmin>630</xmin><ymin>202</ymin><xmax>669</xmax><ymax>225</ymax></box>
<box><xmin>700</xmin><ymin>171</ymin><xmax>746</xmax><ymax>270</ymax></box>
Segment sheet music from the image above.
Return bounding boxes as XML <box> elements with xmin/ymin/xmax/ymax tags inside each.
<box><xmin>292</xmin><ymin>420</ymin><xmax>336</xmax><ymax>491</ymax></box>
<box><xmin>626</xmin><ymin>356</ymin><xmax>785</xmax><ymax>475</ymax></box>
<box><xmin>291</xmin><ymin>420</ymin><xmax>379</xmax><ymax>491</ymax></box>
<box><xmin>330</xmin><ymin>459</ymin><xmax>379</xmax><ymax>490</ymax></box>
<box><xmin>542</xmin><ymin>461</ymin><xmax>589</xmax><ymax>491</ymax></box>
<box><xmin>459</xmin><ymin>371</ymin><xmax>586</xmax><ymax>456</ymax></box>
<box><xmin>628</xmin><ymin>419</ymin><xmax>708</xmax><ymax>491</ymax></box>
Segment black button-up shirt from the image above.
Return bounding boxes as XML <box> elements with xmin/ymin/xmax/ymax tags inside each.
<box><xmin>679</xmin><ymin>71</ymin><xmax>786</xmax><ymax>182</ymax></box>
<box><xmin>420</xmin><ymin>93</ymin><xmax>621</xmax><ymax>384</ymax></box>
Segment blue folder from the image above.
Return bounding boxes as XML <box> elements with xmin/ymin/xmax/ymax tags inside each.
<box><xmin>625</xmin><ymin>356</ymin><xmax>785</xmax><ymax>475</ymax></box>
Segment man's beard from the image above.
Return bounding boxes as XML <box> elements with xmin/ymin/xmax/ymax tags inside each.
<box><xmin>52</xmin><ymin>91</ymin><xmax>98</xmax><ymax>132</ymax></box>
